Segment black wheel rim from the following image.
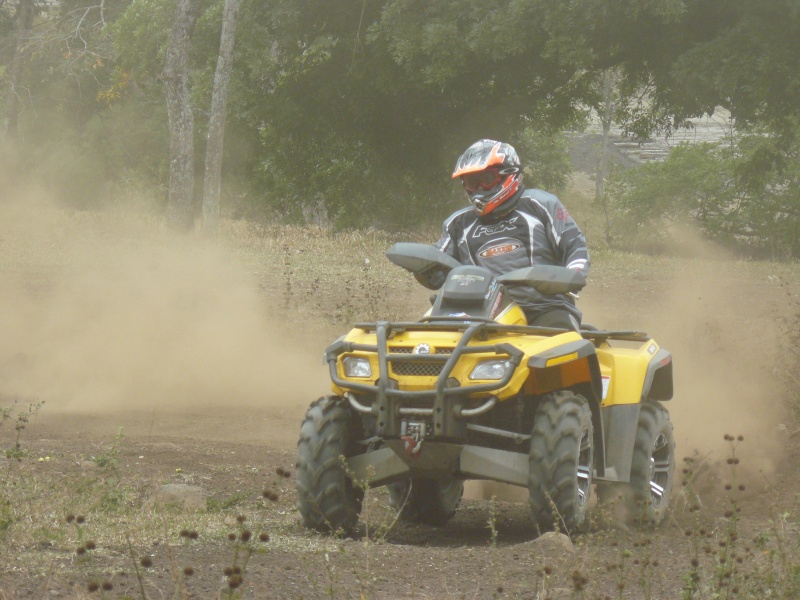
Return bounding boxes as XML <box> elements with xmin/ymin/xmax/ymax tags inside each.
<box><xmin>649</xmin><ymin>432</ymin><xmax>672</xmax><ymax>508</ymax></box>
<box><xmin>577</xmin><ymin>428</ymin><xmax>592</xmax><ymax>507</ymax></box>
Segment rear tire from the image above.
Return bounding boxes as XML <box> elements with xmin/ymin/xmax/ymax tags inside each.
<box><xmin>627</xmin><ymin>402</ymin><xmax>675</xmax><ymax>527</ymax></box>
<box><xmin>529</xmin><ymin>391</ymin><xmax>594</xmax><ymax>534</ymax></box>
<box><xmin>296</xmin><ymin>396</ymin><xmax>364</xmax><ymax>535</ymax></box>
<box><xmin>387</xmin><ymin>477</ymin><xmax>463</xmax><ymax>526</ymax></box>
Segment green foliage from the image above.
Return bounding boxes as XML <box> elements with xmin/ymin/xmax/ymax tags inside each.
<box><xmin>91</xmin><ymin>428</ymin><xmax>124</xmax><ymax>476</ymax></box>
<box><xmin>609</xmin><ymin>129</ymin><xmax>800</xmax><ymax>258</ymax></box>
<box><xmin>611</xmin><ymin>143</ymin><xmax>732</xmax><ymax>226</ymax></box>
<box><xmin>669</xmin><ymin>0</ymin><xmax>800</xmax><ymax>134</ymax></box>
<box><xmin>110</xmin><ymin>0</ymin><xmax>176</xmax><ymax>80</ymax></box>
<box><xmin>229</xmin><ymin>0</ymin><xmax>593</xmax><ymax>227</ymax></box>
<box><xmin>82</xmin><ymin>90</ymin><xmax>170</xmax><ymax>182</ymax></box>
<box><xmin>1</xmin><ymin>399</ymin><xmax>44</xmax><ymax>461</ymax></box>
<box><xmin>734</xmin><ymin>129</ymin><xmax>800</xmax><ymax>259</ymax></box>
<box><xmin>0</xmin><ymin>399</ymin><xmax>44</xmax><ymax>533</ymax></box>
<box><xmin>516</xmin><ymin>126</ymin><xmax>574</xmax><ymax>196</ymax></box>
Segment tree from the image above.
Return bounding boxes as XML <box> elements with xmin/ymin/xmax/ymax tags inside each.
<box><xmin>515</xmin><ymin>125</ymin><xmax>573</xmax><ymax>196</ymax></box>
<box><xmin>202</xmin><ymin>0</ymin><xmax>242</xmax><ymax>235</ymax></box>
<box><xmin>229</xmin><ymin>0</ymin><xmax>593</xmax><ymax>227</ymax></box>
<box><xmin>610</xmin><ymin>143</ymin><xmax>735</xmax><ymax>243</ymax></box>
<box><xmin>609</xmin><ymin>131</ymin><xmax>800</xmax><ymax>259</ymax></box>
<box><xmin>3</xmin><ymin>0</ymin><xmax>799</xmax><ymax>240</ymax></box>
<box><xmin>661</xmin><ymin>0</ymin><xmax>800</xmax><ymax>135</ymax></box>
<box><xmin>1</xmin><ymin>0</ymin><xmax>33</xmax><ymax>142</ymax></box>
<box><xmin>592</xmin><ymin>69</ymin><xmax>622</xmax><ymax>204</ymax></box>
<box><xmin>163</xmin><ymin>0</ymin><xmax>200</xmax><ymax>231</ymax></box>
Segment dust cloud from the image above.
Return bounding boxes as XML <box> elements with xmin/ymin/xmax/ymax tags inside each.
<box><xmin>1</xmin><ymin>186</ymin><xmax>791</xmax><ymax>492</ymax></box>
<box><xmin>0</xmin><ymin>193</ymin><xmax>329</xmax><ymax>437</ymax></box>
<box><xmin>583</xmin><ymin>226</ymin><xmax>787</xmax><ymax>493</ymax></box>
<box><xmin>467</xmin><ymin>228</ymin><xmax>789</xmax><ymax>502</ymax></box>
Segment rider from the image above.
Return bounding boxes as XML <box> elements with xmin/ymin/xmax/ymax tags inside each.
<box><xmin>416</xmin><ymin>139</ymin><xmax>590</xmax><ymax>331</ymax></box>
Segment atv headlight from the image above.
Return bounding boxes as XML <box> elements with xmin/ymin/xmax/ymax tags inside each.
<box><xmin>343</xmin><ymin>356</ymin><xmax>372</xmax><ymax>378</ymax></box>
<box><xmin>469</xmin><ymin>360</ymin><xmax>512</xmax><ymax>380</ymax></box>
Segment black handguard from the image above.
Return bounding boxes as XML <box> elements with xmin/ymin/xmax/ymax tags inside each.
<box><xmin>413</xmin><ymin>267</ymin><xmax>446</xmax><ymax>290</ymax></box>
<box><xmin>385</xmin><ymin>242</ymin><xmax>459</xmax><ymax>290</ymax></box>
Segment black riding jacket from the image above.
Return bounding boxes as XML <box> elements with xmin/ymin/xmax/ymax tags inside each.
<box><xmin>430</xmin><ymin>187</ymin><xmax>590</xmax><ymax>322</ymax></box>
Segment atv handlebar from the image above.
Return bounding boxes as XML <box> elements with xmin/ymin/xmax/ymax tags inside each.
<box><xmin>386</xmin><ymin>242</ymin><xmax>586</xmax><ymax>295</ymax></box>
<box><xmin>386</xmin><ymin>242</ymin><xmax>461</xmax><ymax>274</ymax></box>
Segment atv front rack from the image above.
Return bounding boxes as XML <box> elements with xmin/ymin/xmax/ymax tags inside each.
<box><xmin>354</xmin><ymin>317</ymin><xmax>650</xmax><ymax>342</ymax></box>
<box><xmin>325</xmin><ymin>320</ymin><xmax>649</xmax><ymax>437</ymax></box>
<box><xmin>326</xmin><ymin>321</ymin><xmax>525</xmax><ymax>436</ymax></box>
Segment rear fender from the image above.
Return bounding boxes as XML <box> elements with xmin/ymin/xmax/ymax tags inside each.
<box><xmin>597</xmin><ymin>341</ymin><xmax>672</xmax><ymax>406</ymax></box>
<box><xmin>596</xmin><ymin>348</ymin><xmax>673</xmax><ymax>483</ymax></box>
<box><xmin>644</xmin><ymin>349</ymin><xmax>673</xmax><ymax>401</ymax></box>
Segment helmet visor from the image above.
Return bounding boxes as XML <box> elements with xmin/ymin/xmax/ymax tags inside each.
<box><xmin>461</xmin><ymin>168</ymin><xmax>501</xmax><ymax>193</ymax></box>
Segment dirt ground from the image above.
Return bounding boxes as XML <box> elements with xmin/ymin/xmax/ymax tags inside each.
<box><xmin>1</xmin><ymin>195</ymin><xmax>800</xmax><ymax>599</ymax></box>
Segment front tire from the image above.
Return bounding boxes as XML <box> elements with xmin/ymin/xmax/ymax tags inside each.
<box><xmin>296</xmin><ymin>396</ymin><xmax>364</xmax><ymax>535</ymax></box>
<box><xmin>387</xmin><ymin>477</ymin><xmax>463</xmax><ymax>526</ymax></box>
<box><xmin>529</xmin><ymin>391</ymin><xmax>594</xmax><ymax>534</ymax></box>
<box><xmin>627</xmin><ymin>402</ymin><xmax>675</xmax><ymax>527</ymax></box>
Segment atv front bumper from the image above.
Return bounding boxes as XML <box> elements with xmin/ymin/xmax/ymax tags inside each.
<box><xmin>326</xmin><ymin>320</ymin><xmax>528</xmax><ymax>438</ymax></box>
<box><xmin>345</xmin><ymin>440</ymin><xmax>530</xmax><ymax>488</ymax></box>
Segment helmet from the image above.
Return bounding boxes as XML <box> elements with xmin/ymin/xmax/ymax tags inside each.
<box><xmin>452</xmin><ymin>139</ymin><xmax>522</xmax><ymax>217</ymax></box>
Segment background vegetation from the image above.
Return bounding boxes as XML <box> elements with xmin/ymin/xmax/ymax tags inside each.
<box><xmin>1</xmin><ymin>0</ymin><xmax>799</xmax><ymax>256</ymax></box>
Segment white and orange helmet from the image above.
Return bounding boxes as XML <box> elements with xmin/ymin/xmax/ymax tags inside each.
<box><xmin>452</xmin><ymin>139</ymin><xmax>522</xmax><ymax>217</ymax></box>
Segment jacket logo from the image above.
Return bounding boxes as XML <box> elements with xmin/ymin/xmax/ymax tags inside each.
<box><xmin>479</xmin><ymin>243</ymin><xmax>520</xmax><ymax>258</ymax></box>
<box><xmin>472</xmin><ymin>217</ymin><xmax>518</xmax><ymax>238</ymax></box>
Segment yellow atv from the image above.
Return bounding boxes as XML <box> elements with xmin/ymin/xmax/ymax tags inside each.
<box><xmin>296</xmin><ymin>243</ymin><xmax>675</xmax><ymax>535</ymax></box>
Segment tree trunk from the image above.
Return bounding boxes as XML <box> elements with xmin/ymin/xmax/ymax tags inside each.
<box><xmin>595</xmin><ymin>68</ymin><xmax>618</xmax><ymax>245</ymax></box>
<box><xmin>595</xmin><ymin>69</ymin><xmax>616</xmax><ymax>204</ymax></box>
<box><xmin>2</xmin><ymin>0</ymin><xmax>34</xmax><ymax>143</ymax></box>
<box><xmin>163</xmin><ymin>0</ymin><xmax>200</xmax><ymax>232</ymax></box>
<box><xmin>202</xmin><ymin>0</ymin><xmax>243</xmax><ymax>236</ymax></box>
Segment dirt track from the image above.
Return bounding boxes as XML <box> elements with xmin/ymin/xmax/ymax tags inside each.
<box><xmin>7</xmin><ymin>398</ymin><xmax>799</xmax><ymax>599</ymax></box>
<box><xmin>1</xmin><ymin>200</ymin><xmax>800</xmax><ymax>598</ymax></box>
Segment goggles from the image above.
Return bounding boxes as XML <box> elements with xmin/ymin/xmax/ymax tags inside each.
<box><xmin>461</xmin><ymin>168</ymin><xmax>501</xmax><ymax>193</ymax></box>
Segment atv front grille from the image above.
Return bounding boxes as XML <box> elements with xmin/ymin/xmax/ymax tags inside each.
<box><xmin>388</xmin><ymin>346</ymin><xmax>453</xmax><ymax>377</ymax></box>
<box><xmin>388</xmin><ymin>346</ymin><xmax>453</xmax><ymax>354</ymax></box>
<box><xmin>390</xmin><ymin>362</ymin><xmax>444</xmax><ymax>377</ymax></box>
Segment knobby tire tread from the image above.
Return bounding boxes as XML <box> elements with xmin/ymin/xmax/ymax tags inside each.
<box><xmin>529</xmin><ymin>390</ymin><xmax>593</xmax><ymax>535</ymax></box>
<box><xmin>296</xmin><ymin>396</ymin><xmax>364</xmax><ymax>535</ymax></box>
<box><xmin>628</xmin><ymin>401</ymin><xmax>675</xmax><ymax>527</ymax></box>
